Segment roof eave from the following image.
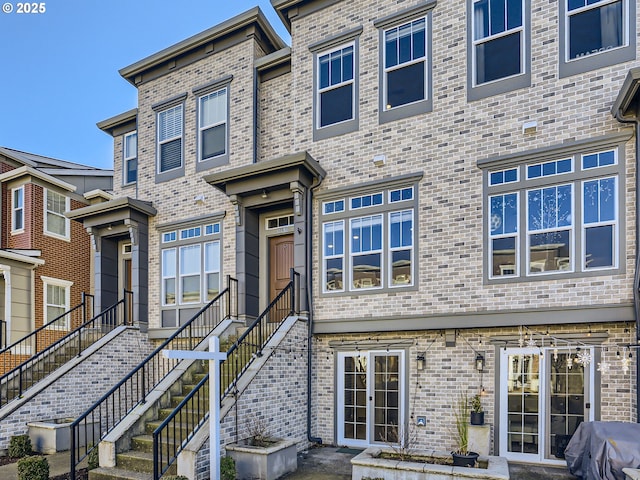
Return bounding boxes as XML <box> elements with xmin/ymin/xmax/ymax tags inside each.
<box><xmin>612</xmin><ymin>67</ymin><xmax>640</xmax><ymax>119</ymax></box>
<box><xmin>97</xmin><ymin>109</ymin><xmax>138</xmax><ymax>136</ymax></box>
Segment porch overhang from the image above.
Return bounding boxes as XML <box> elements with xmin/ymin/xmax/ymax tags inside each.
<box><xmin>66</xmin><ymin>197</ymin><xmax>157</xmax><ymax>229</ymax></box>
<box><xmin>203</xmin><ymin>152</ymin><xmax>326</xmax><ymax>198</ymax></box>
<box><xmin>612</xmin><ymin>67</ymin><xmax>640</xmax><ymax>120</ymax></box>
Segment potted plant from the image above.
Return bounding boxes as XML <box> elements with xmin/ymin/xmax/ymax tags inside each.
<box><xmin>452</xmin><ymin>393</ymin><xmax>479</xmax><ymax>467</ymax></box>
<box><xmin>470</xmin><ymin>394</ymin><xmax>484</xmax><ymax>425</ymax></box>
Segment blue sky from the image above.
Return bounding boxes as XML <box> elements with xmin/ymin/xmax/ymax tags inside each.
<box><xmin>0</xmin><ymin>0</ymin><xmax>290</xmax><ymax>170</ymax></box>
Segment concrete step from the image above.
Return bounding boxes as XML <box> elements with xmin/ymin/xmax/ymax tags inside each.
<box><xmin>145</xmin><ymin>420</ymin><xmax>193</xmax><ymax>437</ymax></box>
<box><xmin>130</xmin><ymin>434</ymin><xmax>179</xmax><ymax>454</ymax></box>
<box><xmin>89</xmin><ymin>466</ymin><xmax>152</xmax><ymax>480</ymax></box>
<box><xmin>170</xmin><ymin>391</ymin><xmax>208</xmax><ymax>407</ymax></box>
<box><xmin>115</xmin><ymin>450</ymin><xmax>178</xmax><ymax>475</ymax></box>
<box><xmin>158</xmin><ymin>407</ymin><xmax>203</xmax><ymax>421</ymax></box>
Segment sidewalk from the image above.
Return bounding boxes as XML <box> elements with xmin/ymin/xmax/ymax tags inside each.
<box><xmin>0</xmin><ymin>451</ymin><xmax>84</xmax><ymax>480</ymax></box>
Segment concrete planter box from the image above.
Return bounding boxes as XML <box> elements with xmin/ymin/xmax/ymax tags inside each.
<box><xmin>27</xmin><ymin>418</ymin><xmax>100</xmax><ymax>454</ymax></box>
<box><xmin>351</xmin><ymin>447</ymin><xmax>510</xmax><ymax>480</ymax></box>
<box><xmin>226</xmin><ymin>438</ymin><xmax>297</xmax><ymax>480</ymax></box>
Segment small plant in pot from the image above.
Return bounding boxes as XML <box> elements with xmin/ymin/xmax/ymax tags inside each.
<box><xmin>452</xmin><ymin>393</ymin><xmax>479</xmax><ymax>467</ymax></box>
<box><xmin>470</xmin><ymin>393</ymin><xmax>484</xmax><ymax>425</ymax></box>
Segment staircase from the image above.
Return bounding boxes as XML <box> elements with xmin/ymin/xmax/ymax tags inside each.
<box><xmin>89</xmin><ymin>363</ymin><xmax>208</xmax><ymax>480</ymax></box>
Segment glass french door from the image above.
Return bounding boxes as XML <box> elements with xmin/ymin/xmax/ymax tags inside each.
<box><xmin>500</xmin><ymin>347</ymin><xmax>593</xmax><ymax>463</ymax></box>
<box><xmin>337</xmin><ymin>350</ymin><xmax>404</xmax><ymax>447</ymax></box>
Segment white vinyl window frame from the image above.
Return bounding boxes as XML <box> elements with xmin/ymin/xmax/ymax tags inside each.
<box><xmin>11</xmin><ymin>186</ymin><xmax>24</xmax><ymax>233</ymax></box>
<box><xmin>42</xmin><ymin>276</ymin><xmax>73</xmax><ymax>330</ymax></box>
<box><xmin>161</xmin><ymin>248</ymin><xmax>177</xmax><ymax>306</ymax></box>
<box><xmin>581</xmin><ymin>176</ymin><xmax>618</xmax><ymax>271</ymax></box>
<box><xmin>179</xmin><ymin>244</ymin><xmax>201</xmax><ymax>305</ymax></box>
<box><xmin>316</xmin><ymin>42</ymin><xmax>356</xmax><ymax>130</ymax></box>
<box><xmin>157</xmin><ymin>104</ymin><xmax>184</xmax><ymax>174</ymax></box>
<box><xmin>322</xmin><ymin>220</ymin><xmax>345</xmax><ymax>293</ymax></box>
<box><xmin>204</xmin><ymin>240</ymin><xmax>221</xmax><ymax>302</ymax></box>
<box><xmin>198</xmin><ymin>87</ymin><xmax>228</xmax><ymax>162</ymax></box>
<box><xmin>388</xmin><ymin>209</ymin><xmax>414</xmax><ymax>287</ymax></box>
<box><xmin>488</xmin><ymin>192</ymin><xmax>520</xmax><ymax>279</ymax></box>
<box><xmin>123</xmin><ymin>131</ymin><xmax>137</xmax><ymax>185</ymax></box>
<box><xmin>44</xmin><ymin>189</ymin><xmax>70</xmax><ymax>240</ymax></box>
<box><xmin>350</xmin><ymin>214</ymin><xmax>384</xmax><ymax>291</ymax></box>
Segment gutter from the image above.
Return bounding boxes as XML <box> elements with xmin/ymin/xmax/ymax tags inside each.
<box><xmin>613</xmin><ymin>109</ymin><xmax>640</xmax><ymax>423</ymax></box>
<box><xmin>306</xmin><ymin>175</ymin><xmax>324</xmax><ymax>444</ymax></box>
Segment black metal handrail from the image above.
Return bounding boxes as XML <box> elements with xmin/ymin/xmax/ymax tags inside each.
<box><xmin>70</xmin><ymin>277</ymin><xmax>238</xmax><ymax>480</ymax></box>
<box><xmin>152</xmin><ymin>270</ymin><xmax>299</xmax><ymax>480</ymax></box>
<box><xmin>0</xmin><ymin>292</ymin><xmax>128</xmax><ymax>410</ymax></box>
<box><xmin>0</xmin><ymin>293</ymin><xmax>94</xmax><ymax>374</ymax></box>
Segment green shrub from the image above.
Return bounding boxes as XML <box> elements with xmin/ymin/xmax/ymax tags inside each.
<box><xmin>87</xmin><ymin>444</ymin><xmax>99</xmax><ymax>470</ymax></box>
<box><xmin>220</xmin><ymin>455</ymin><xmax>236</xmax><ymax>480</ymax></box>
<box><xmin>17</xmin><ymin>456</ymin><xmax>48</xmax><ymax>480</ymax></box>
<box><xmin>8</xmin><ymin>435</ymin><xmax>32</xmax><ymax>458</ymax></box>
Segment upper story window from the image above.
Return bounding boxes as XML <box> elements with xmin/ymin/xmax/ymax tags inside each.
<box><xmin>157</xmin><ymin>104</ymin><xmax>183</xmax><ymax>174</ymax></box>
<box><xmin>482</xmin><ymin>139</ymin><xmax>625</xmax><ymax>282</ymax></box>
<box><xmin>123</xmin><ymin>131</ymin><xmax>137</xmax><ymax>185</ymax></box>
<box><xmin>320</xmin><ymin>177</ymin><xmax>420</xmax><ymax>294</ymax></box>
<box><xmin>375</xmin><ymin>2</ymin><xmax>434</xmax><ymax>123</ymax></box>
<box><xmin>44</xmin><ymin>189</ymin><xmax>70</xmax><ymax>239</ymax></box>
<box><xmin>42</xmin><ymin>276</ymin><xmax>73</xmax><ymax>329</ymax></box>
<box><xmin>318</xmin><ymin>45</ymin><xmax>354</xmax><ymax>129</ymax></box>
<box><xmin>467</xmin><ymin>0</ymin><xmax>531</xmax><ymax>101</ymax></box>
<box><xmin>559</xmin><ymin>0</ymin><xmax>635</xmax><ymax>77</ymax></box>
<box><xmin>11</xmin><ymin>186</ymin><xmax>24</xmax><ymax>233</ymax></box>
<box><xmin>198</xmin><ymin>88</ymin><xmax>227</xmax><ymax>162</ymax></box>
<box><xmin>310</xmin><ymin>27</ymin><xmax>362</xmax><ymax>141</ymax></box>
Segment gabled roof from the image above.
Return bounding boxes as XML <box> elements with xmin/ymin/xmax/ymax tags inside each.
<box><xmin>0</xmin><ymin>146</ymin><xmax>111</xmax><ymax>175</ymax></box>
<box><xmin>0</xmin><ymin>165</ymin><xmax>77</xmax><ymax>192</ymax></box>
<box><xmin>119</xmin><ymin>7</ymin><xmax>287</xmax><ymax>86</ymax></box>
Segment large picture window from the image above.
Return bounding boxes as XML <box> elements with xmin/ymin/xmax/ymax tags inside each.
<box><xmin>484</xmin><ymin>145</ymin><xmax>622</xmax><ymax>280</ymax></box>
<box><xmin>321</xmin><ymin>182</ymin><xmax>417</xmax><ymax>294</ymax></box>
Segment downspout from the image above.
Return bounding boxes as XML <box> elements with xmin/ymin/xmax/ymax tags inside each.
<box><xmin>613</xmin><ymin>108</ymin><xmax>640</xmax><ymax>423</ymax></box>
<box><xmin>307</xmin><ymin>177</ymin><xmax>324</xmax><ymax>444</ymax></box>
<box><xmin>253</xmin><ymin>66</ymin><xmax>259</xmax><ymax>165</ymax></box>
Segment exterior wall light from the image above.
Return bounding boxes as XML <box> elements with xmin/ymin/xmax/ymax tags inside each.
<box><xmin>475</xmin><ymin>353</ymin><xmax>485</xmax><ymax>372</ymax></box>
<box><xmin>417</xmin><ymin>352</ymin><xmax>426</xmax><ymax>371</ymax></box>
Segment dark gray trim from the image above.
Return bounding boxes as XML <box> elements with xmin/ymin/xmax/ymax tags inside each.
<box><xmin>313</xmin><ymin>304</ymin><xmax>634</xmax><ymax>334</ymax></box>
<box><xmin>611</xmin><ymin>67</ymin><xmax>640</xmax><ymax>118</ymax></box>
<box><xmin>195</xmin><ymin>79</ymin><xmax>232</xmax><ymax>172</ymax></box>
<box><xmin>377</xmin><ymin>12</ymin><xmax>433</xmax><ymax>124</ymax></box>
<box><xmin>315</xmin><ymin>172</ymin><xmax>424</xmax><ymax>200</ymax></box>
<box><xmin>373</xmin><ymin>0</ymin><xmax>438</xmax><ymax>29</ymax></box>
<box><xmin>192</xmin><ymin>74</ymin><xmax>234</xmax><ymax>96</ymax></box>
<box><xmin>257</xmin><ymin>48</ymin><xmax>292</xmax><ymax>82</ymax></box>
<box><xmin>273</xmin><ymin>0</ymin><xmax>343</xmax><ymax>33</ymax></box>
<box><xmin>477</xmin><ymin>131</ymin><xmax>634</xmax><ymax>169</ymax></box>
<box><xmin>97</xmin><ymin>109</ymin><xmax>137</xmax><ymax>137</ymax></box>
<box><xmin>559</xmin><ymin>0</ymin><xmax>636</xmax><ymax>79</ymax></box>
<box><xmin>312</xmin><ymin>31</ymin><xmax>361</xmax><ymax>142</ymax></box>
<box><xmin>466</xmin><ymin>0</ymin><xmax>531</xmax><ymax>102</ymax></box>
<box><xmin>155</xmin><ymin>102</ymin><xmax>186</xmax><ymax>184</ymax></box>
<box><xmin>157</xmin><ymin>211</ymin><xmax>226</xmax><ymax>231</ymax></box>
<box><xmin>151</xmin><ymin>93</ymin><xmax>188</xmax><ymax>112</ymax></box>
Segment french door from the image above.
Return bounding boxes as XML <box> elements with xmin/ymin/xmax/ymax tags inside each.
<box><xmin>336</xmin><ymin>350</ymin><xmax>404</xmax><ymax>447</ymax></box>
<box><xmin>499</xmin><ymin>347</ymin><xmax>593</xmax><ymax>463</ymax></box>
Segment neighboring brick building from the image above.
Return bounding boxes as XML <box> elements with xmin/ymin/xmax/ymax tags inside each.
<box><xmin>0</xmin><ymin>147</ymin><xmax>112</xmax><ymax>356</ymax></box>
<box><xmin>78</xmin><ymin>0</ymin><xmax>640</xmax><ymax>465</ymax></box>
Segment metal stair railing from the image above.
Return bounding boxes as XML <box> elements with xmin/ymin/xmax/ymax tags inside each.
<box><xmin>70</xmin><ymin>277</ymin><xmax>238</xmax><ymax>480</ymax></box>
<box><xmin>0</xmin><ymin>293</ymin><xmax>94</xmax><ymax>374</ymax></box>
<box><xmin>152</xmin><ymin>269</ymin><xmax>300</xmax><ymax>480</ymax></box>
<box><xmin>0</xmin><ymin>292</ymin><xmax>128</xmax><ymax>410</ymax></box>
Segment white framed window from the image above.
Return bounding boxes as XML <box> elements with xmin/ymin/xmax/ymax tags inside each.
<box><xmin>323</xmin><ymin>199</ymin><xmax>345</xmax><ymax>215</ymax></box>
<box><xmin>42</xmin><ymin>276</ymin><xmax>73</xmax><ymax>329</ymax></box>
<box><xmin>383</xmin><ymin>18</ymin><xmax>427</xmax><ymax>110</ymax></box>
<box><xmin>389</xmin><ymin>187</ymin><xmax>414</xmax><ymax>203</ymax></box>
<box><xmin>489</xmin><ymin>168</ymin><xmax>519</xmax><ymax>186</ymax></box>
<box><xmin>565</xmin><ymin>0</ymin><xmax>625</xmax><ymax>62</ymax></box>
<box><xmin>350</xmin><ymin>193</ymin><xmax>383</xmax><ymax>210</ymax></box>
<box><xmin>162</xmin><ymin>231</ymin><xmax>177</xmax><ymax>243</ymax></box>
<box><xmin>323</xmin><ymin>221</ymin><xmax>345</xmax><ymax>292</ymax></box>
<box><xmin>317</xmin><ymin>44</ymin><xmax>355</xmax><ymax>129</ymax></box>
<box><xmin>123</xmin><ymin>131</ymin><xmax>137</xmax><ymax>185</ymax></box>
<box><xmin>11</xmin><ymin>186</ymin><xmax>24</xmax><ymax>233</ymax></box>
<box><xmin>484</xmin><ymin>146</ymin><xmax>622</xmax><ymax>280</ymax></box>
<box><xmin>44</xmin><ymin>189</ymin><xmax>70</xmax><ymax>239</ymax></box>
<box><xmin>157</xmin><ymin>104</ymin><xmax>183</xmax><ymax>173</ymax></box>
<box><xmin>350</xmin><ymin>215</ymin><xmax>383</xmax><ymax>290</ymax></box>
<box><xmin>199</xmin><ymin>88</ymin><xmax>227</xmax><ymax>162</ymax></box>
<box><xmin>204</xmin><ymin>241</ymin><xmax>221</xmax><ymax>301</ymax></box>
<box><xmin>472</xmin><ymin>0</ymin><xmax>525</xmax><ymax>85</ymax></box>
<box><xmin>162</xmin><ymin>248</ymin><xmax>177</xmax><ymax>306</ymax></box>
<box><xmin>389</xmin><ymin>210</ymin><xmax>414</xmax><ymax>286</ymax></box>
<box><xmin>179</xmin><ymin>244</ymin><xmax>201</xmax><ymax>304</ymax></box>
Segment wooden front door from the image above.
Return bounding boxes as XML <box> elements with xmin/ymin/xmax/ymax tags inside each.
<box><xmin>269</xmin><ymin>234</ymin><xmax>294</xmax><ymax>302</ymax></box>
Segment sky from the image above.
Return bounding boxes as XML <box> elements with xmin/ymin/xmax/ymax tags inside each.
<box><xmin>0</xmin><ymin>0</ymin><xmax>290</xmax><ymax>170</ymax></box>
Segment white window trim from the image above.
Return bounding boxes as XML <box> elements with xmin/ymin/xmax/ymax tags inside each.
<box><xmin>204</xmin><ymin>240</ymin><xmax>221</xmax><ymax>301</ymax></box>
<box><xmin>198</xmin><ymin>88</ymin><xmax>228</xmax><ymax>162</ymax></box>
<box><xmin>388</xmin><ymin>209</ymin><xmax>415</xmax><ymax>287</ymax></box>
<box><xmin>350</xmin><ymin>215</ymin><xmax>384</xmax><ymax>291</ymax></box>
<box><xmin>382</xmin><ymin>17</ymin><xmax>428</xmax><ymax>111</ymax></box>
<box><xmin>525</xmin><ymin>183</ymin><xmax>575</xmax><ymax>276</ymax></box>
<box><xmin>564</xmin><ymin>0</ymin><xmax>628</xmax><ymax>64</ymax></box>
<box><xmin>179</xmin><ymin>244</ymin><xmax>201</xmax><ymax>305</ymax></box>
<box><xmin>349</xmin><ymin>192</ymin><xmax>384</xmax><ymax>211</ymax></box>
<box><xmin>581</xmin><ymin>176</ymin><xmax>618</xmax><ymax>271</ymax></box>
<box><xmin>123</xmin><ymin>131</ymin><xmax>137</xmax><ymax>185</ymax></box>
<box><xmin>44</xmin><ymin>189</ymin><xmax>70</xmax><ymax>241</ymax></box>
<box><xmin>11</xmin><ymin>186</ymin><xmax>24</xmax><ymax>234</ymax></box>
<box><xmin>323</xmin><ymin>220</ymin><xmax>345</xmax><ymax>293</ymax></box>
<box><xmin>41</xmin><ymin>276</ymin><xmax>73</xmax><ymax>330</ymax></box>
<box><xmin>488</xmin><ymin>192</ymin><xmax>520</xmax><ymax>279</ymax></box>
<box><xmin>316</xmin><ymin>43</ymin><xmax>356</xmax><ymax>129</ymax></box>
<box><xmin>162</xmin><ymin>248</ymin><xmax>177</xmax><ymax>307</ymax></box>
<box><xmin>157</xmin><ymin>104</ymin><xmax>183</xmax><ymax>174</ymax></box>
<box><xmin>472</xmin><ymin>0</ymin><xmax>526</xmax><ymax>87</ymax></box>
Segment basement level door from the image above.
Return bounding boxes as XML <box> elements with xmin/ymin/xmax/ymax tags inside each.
<box><xmin>336</xmin><ymin>350</ymin><xmax>404</xmax><ymax>448</ymax></box>
<box><xmin>499</xmin><ymin>347</ymin><xmax>593</xmax><ymax>464</ymax></box>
